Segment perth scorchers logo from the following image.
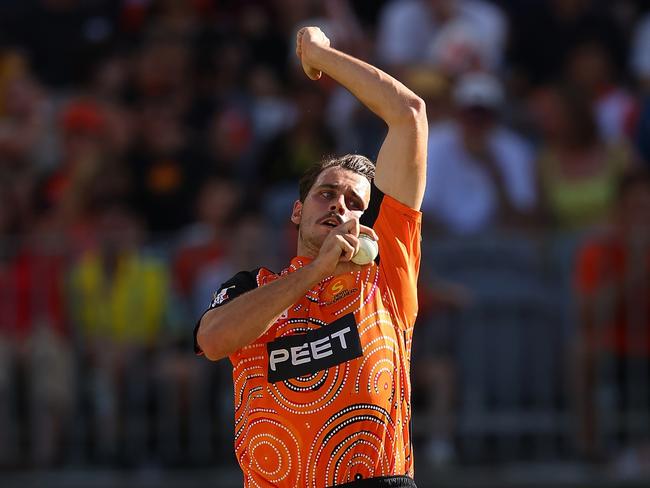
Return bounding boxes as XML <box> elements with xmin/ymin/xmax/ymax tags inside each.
<box><xmin>321</xmin><ymin>275</ymin><xmax>359</xmax><ymax>305</ymax></box>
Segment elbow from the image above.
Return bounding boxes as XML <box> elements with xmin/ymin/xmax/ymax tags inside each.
<box><xmin>409</xmin><ymin>96</ymin><xmax>427</xmax><ymax>126</ymax></box>
<box><xmin>201</xmin><ymin>345</ymin><xmax>224</xmax><ymax>362</ymax></box>
<box><xmin>408</xmin><ymin>95</ymin><xmax>426</xmax><ymax>118</ymax></box>
<box><xmin>392</xmin><ymin>95</ymin><xmax>427</xmax><ymax>127</ymax></box>
<box><xmin>197</xmin><ymin>317</ymin><xmax>227</xmax><ymax>362</ymax></box>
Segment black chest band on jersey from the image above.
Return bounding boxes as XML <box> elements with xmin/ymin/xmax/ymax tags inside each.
<box><xmin>266</xmin><ymin>313</ymin><xmax>362</xmax><ymax>383</ymax></box>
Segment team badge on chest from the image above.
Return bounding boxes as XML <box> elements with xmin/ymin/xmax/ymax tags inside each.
<box><xmin>321</xmin><ymin>274</ymin><xmax>359</xmax><ymax>306</ymax></box>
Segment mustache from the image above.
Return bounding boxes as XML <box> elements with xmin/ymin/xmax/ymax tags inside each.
<box><xmin>318</xmin><ymin>213</ymin><xmax>344</xmax><ymax>225</ymax></box>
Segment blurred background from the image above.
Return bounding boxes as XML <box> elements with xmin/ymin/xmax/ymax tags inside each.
<box><xmin>0</xmin><ymin>0</ymin><xmax>649</xmax><ymax>487</ymax></box>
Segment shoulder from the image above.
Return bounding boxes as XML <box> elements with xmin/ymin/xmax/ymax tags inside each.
<box><xmin>227</xmin><ymin>268</ymin><xmax>265</xmax><ymax>286</ymax></box>
<box><xmin>363</xmin><ymin>181</ymin><xmax>422</xmax><ymax>228</ymax></box>
<box><xmin>209</xmin><ymin>267</ymin><xmax>272</xmax><ymax>307</ymax></box>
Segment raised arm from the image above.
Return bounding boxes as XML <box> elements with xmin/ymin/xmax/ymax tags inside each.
<box><xmin>297</xmin><ymin>27</ymin><xmax>428</xmax><ymax>210</ymax></box>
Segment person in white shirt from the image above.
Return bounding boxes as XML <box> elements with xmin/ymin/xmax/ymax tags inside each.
<box><xmin>631</xmin><ymin>11</ymin><xmax>650</xmax><ymax>91</ymax></box>
<box><xmin>376</xmin><ymin>0</ymin><xmax>507</xmax><ymax>75</ymax></box>
<box><xmin>423</xmin><ymin>72</ymin><xmax>538</xmax><ymax>235</ymax></box>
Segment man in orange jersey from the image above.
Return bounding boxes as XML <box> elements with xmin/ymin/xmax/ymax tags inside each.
<box><xmin>195</xmin><ymin>26</ymin><xmax>427</xmax><ymax>487</ymax></box>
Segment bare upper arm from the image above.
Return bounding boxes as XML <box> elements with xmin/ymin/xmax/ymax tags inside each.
<box><xmin>373</xmin><ymin>99</ymin><xmax>428</xmax><ymax>211</ymax></box>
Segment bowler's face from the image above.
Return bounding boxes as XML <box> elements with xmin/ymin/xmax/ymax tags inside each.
<box><xmin>291</xmin><ymin>167</ymin><xmax>371</xmax><ymax>257</ymax></box>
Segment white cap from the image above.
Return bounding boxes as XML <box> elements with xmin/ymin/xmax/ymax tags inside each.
<box><xmin>453</xmin><ymin>72</ymin><xmax>504</xmax><ymax>110</ymax></box>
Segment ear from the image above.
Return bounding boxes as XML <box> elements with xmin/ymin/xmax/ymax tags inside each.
<box><xmin>291</xmin><ymin>200</ymin><xmax>302</xmax><ymax>225</ymax></box>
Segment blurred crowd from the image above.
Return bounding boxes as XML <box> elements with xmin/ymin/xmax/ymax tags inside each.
<box><xmin>0</xmin><ymin>0</ymin><xmax>649</xmax><ymax>476</ymax></box>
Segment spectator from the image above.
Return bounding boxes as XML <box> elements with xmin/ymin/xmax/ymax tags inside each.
<box><xmin>260</xmin><ymin>83</ymin><xmax>336</xmax><ymax>224</ymax></box>
<box><xmin>0</xmin><ymin>0</ymin><xmax>119</xmax><ymax>89</ymax></box>
<box><xmin>0</xmin><ymin>50</ymin><xmax>57</xmax><ymax>172</ymax></box>
<box><xmin>130</xmin><ymin>35</ymin><xmax>193</xmax><ymax>104</ymax></box>
<box><xmin>630</xmin><ymin>9</ymin><xmax>650</xmax><ymax>166</ymax></box>
<box><xmin>0</xmin><ymin>190</ymin><xmax>74</xmax><ymax>467</ymax></box>
<box><xmin>68</xmin><ymin>203</ymin><xmax>169</xmax><ymax>350</ymax></box>
<box><xmin>423</xmin><ymin>72</ymin><xmax>538</xmax><ymax>235</ymax></box>
<box><xmin>573</xmin><ymin>168</ymin><xmax>650</xmax><ymax>464</ymax></box>
<box><xmin>0</xmin><ymin>51</ymin><xmax>43</xmax><ymax>214</ymax></box>
<box><xmin>67</xmin><ymin>203</ymin><xmax>171</xmax><ymax>462</ymax></box>
<box><xmin>376</xmin><ymin>0</ymin><xmax>507</xmax><ymax>76</ymax></box>
<box><xmin>631</xmin><ymin>8</ymin><xmax>650</xmax><ymax>92</ymax></box>
<box><xmin>285</xmin><ymin>0</ymin><xmax>369</xmax><ymax>62</ymax></box>
<box><xmin>565</xmin><ymin>40</ymin><xmax>638</xmax><ymax>144</ymax></box>
<box><xmin>531</xmin><ymin>84</ymin><xmax>636</xmax><ymax>230</ymax></box>
<box><xmin>236</xmin><ymin>2</ymin><xmax>290</xmax><ymax>75</ymax></box>
<box><xmin>202</xmin><ymin>106</ymin><xmax>256</xmax><ymax>181</ymax></box>
<box><xmin>191</xmin><ymin>210</ymin><xmax>277</xmax><ymax>321</ymax></box>
<box><xmin>247</xmin><ymin>64</ymin><xmax>296</xmax><ymax>145</ymax></box>
<box><xmin>411</xmin><ymin>270</ymin><xmax>472</xmax><ymax>467</ymax></box>
<box><xmin>260</xmin><ymin>83</ymin><xmax>334</xmax><ymax>182</ymax></box>
<box><xmin>36</xmin><ymin>98</ymin><xmax>129</xmax><ymax>247</ymax></box>
<box><xmin>128</xmin><ymin>101</ymin><xmax>205</xmax><ymax>236</ymax></box>
<box><xmin>173</xmin><ymin>175</ymin><xmax>242</xmax><ymax>318</ymax></box>
<box><xmin>403</xmin><ymin>66</ymin><xmax>454</xmax><ymax>126</ymax></box>
<box><xmin>507</xmin><ymin>0</ymin><xmax>627</xmax><ymax>89</ymax></box>
<box><xmin>89</xmin><ymin>52</ymin><xmax>130</xmax><ymax>104</ymax></box>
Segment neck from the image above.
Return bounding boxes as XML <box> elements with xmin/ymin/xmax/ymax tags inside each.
<box><xmin>296</xmin><ymin>230</ymin><xmax>319</xmax><ymax>258</ymax></box>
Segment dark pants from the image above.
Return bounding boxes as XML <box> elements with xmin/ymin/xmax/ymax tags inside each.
<box><xmin>333</xmin><ymin>475</ymin><xmax>417</xmax><ymax>488</ymax></box>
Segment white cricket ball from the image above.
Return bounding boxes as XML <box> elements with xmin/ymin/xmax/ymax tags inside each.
<box><xmin>351</xmin><ymin>233</ymin><xmax>379</xmax><ymax>265</ymax></box>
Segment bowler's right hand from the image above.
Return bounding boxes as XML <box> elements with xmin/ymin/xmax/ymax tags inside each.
<box><xmin>311</xmin><ymin>219</ymin><xmax>378</xmax><ymax>278</ymax></box>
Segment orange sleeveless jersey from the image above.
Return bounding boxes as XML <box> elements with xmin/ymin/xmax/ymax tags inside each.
<box><xmin>197</xmin><ymin>193</ymin><xmax>421</xmax><ymax>487</ymax></box>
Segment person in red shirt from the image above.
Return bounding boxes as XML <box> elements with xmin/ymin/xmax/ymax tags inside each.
<box><xmin>574</xmin><ymin>167</ymin><xmax>650</xmax><ymax>461</ymax></box>
<box><xmin>195</xmin><ymin>26</ymin><xmax>427</xmax><ymax>487</ymax></box>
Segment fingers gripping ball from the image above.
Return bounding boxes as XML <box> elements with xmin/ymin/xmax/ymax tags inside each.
<box><xmin>351</xmin><ymin>234</ymin><xmax>379</xmax><ymax>265</ymax></box>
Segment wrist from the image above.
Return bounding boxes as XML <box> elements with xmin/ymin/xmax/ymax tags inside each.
<box><xmin>303</xmin><ymin>259</ymin><xmax>330</xmax><ymax>285</ymax></box>
<box><xmin>303</xmin><ymin>42</ymin><xmax>329</xmax><ymax>71</ymax></box>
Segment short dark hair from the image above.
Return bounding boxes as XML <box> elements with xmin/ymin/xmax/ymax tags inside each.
<box><xmin>298</xmin><ymin>154</ymin><xmax>375</xmax><ymax>202</ymax></box>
